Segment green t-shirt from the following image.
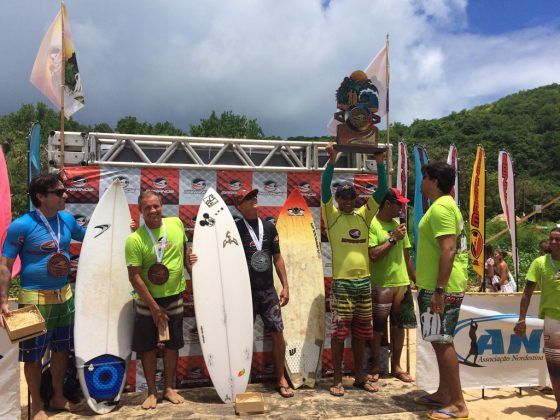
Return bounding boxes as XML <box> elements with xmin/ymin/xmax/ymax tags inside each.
<box><xmin>321</xmin><ymin>196</ymin><xmax>379</xmax><ymax>280</ymax></box>
<box><xmin>526</xmin><ymin>254</ymin><xmax>560</xmax><ymax>320</ymax></box>
<box><xmin>368</xmin><ymin>217</ymin><xmax>411</xmax><ymax>288</ymax></box>
<box><xmin>416</xmin><ymin>195</ymin><xmax>468</xmax><ymax>292</ymax></box>
<box><xmin>125</xmin><ymin>217</ymin><xmax>187</xmax><ymax>298</ymax></box>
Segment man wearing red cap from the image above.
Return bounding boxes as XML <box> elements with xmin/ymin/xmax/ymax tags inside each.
<box><xmin>367</xmin><ymin>188</ymin><xmax>416</xmax><ymax>384</ymax></box>
<box><xmin>321</xmin><ymin>142</ymin><xmax>387</xmax><ymax>396</ymax></box>
<box><xmin>234</xmin><ymin>188</ymin><xmax>293</xmax><ymax>398</ymax></box>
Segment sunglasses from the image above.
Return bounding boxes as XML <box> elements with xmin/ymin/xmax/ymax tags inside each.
<box><xmin>47</xmin><ymin>188</ymin><xmax>67</xmax><ymax>197</ymax></box>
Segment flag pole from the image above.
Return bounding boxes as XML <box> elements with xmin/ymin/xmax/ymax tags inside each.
<box><xmin>385</xmin><ymin>33</ymin><xmax>391</xmax><ymax>185</ymax></box>
<box><xmin>59</xmin><ymin>2</ymin><xmax>65</xmax><ymax>169</ymax></box>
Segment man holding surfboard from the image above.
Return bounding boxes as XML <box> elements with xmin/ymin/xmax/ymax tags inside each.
<box><xmin>234</xmin><ymin>188</ymin><xmax>294</xmax><ymax>398</ymax></box>
<box><xmin>125</xmin><ymin>191</ymin><xmax>193</xmax><ymax>410</ymax></box>
<box><xmin>367</xmin><ymin>187</ymin><xmax>416</xmax><ymax>383</ymax></box>
<box><xmin>1</xmin><ymin>174</ymin><xmax>86</xmax><ymax>420</ymax></box>
<box><xmin>321</xmin><ymin>142</ymin><xmax>387</xmax><ymax>397</ymax></box>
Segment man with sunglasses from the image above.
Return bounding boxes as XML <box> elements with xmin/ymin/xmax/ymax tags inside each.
<box><xmin>321</xmin><ymin>142</ymin><xmax>387</xmax><ymax>397</ymax></box>
<box><xmin>234</xmin><ymin>188</ymin><xmax>292</xmax><ymax>398</ymax></box>
<box><xmin>1</xmin><ymin>174</ymin><xmax>86</xmax><ymax>420</ymax></box>
<box><xmin>367</xmin><ymin>188</ymin><xmax>416</xmax><ymax>384</ymax></box>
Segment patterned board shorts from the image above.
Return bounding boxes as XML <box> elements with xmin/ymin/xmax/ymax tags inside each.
<box><xmin>417</xmin><ymin>289</ymin><xmax>464</xmax><ymax>343</ymax></box>
<box><xmin>252</xmin><ymin>286</ymin><xmax>284</xmax><ymax>333</ymax></box>
<box><xmin>19</xmin><ymin>297</ymin><xmax>75</xmax><ymax>363</ymax></box>
<box><xmin>330</xmin><ymin>278</ymin><xmax>373</xmax><ymax>341</ymax></box>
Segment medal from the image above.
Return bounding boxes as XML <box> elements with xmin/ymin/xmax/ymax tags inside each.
<box><xmin>148</xmin><ymin>262</ymin><xmax>170</xmax><ymax>285</ymax></box>
<box><xmin>144</xmin><ymin>221</ymin><xmax>169</xmax><ymax>285</ymax></box>
<box><xmin>250</xmin><ymin>250</ymin><xmax>271</xmax><ymax>272</ymax></box>
<box><xmin>47</xmin><ymin>252</ymin><xmax>71</xmax><ymax>277</ymax></box>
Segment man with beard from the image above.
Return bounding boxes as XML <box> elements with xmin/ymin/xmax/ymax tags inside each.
<box><xmin>321</xmin><ymin>142</ymin><xmax>387</xmax><ymax>397</ymax></box>
<box><xmin>234</xmin><ymin>188</ymin><xmax>292</xmax><ymax>398</ymax></box>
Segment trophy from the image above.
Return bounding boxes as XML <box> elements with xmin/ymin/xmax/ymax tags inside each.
<box><xmin>333</xmin><ymin>70</ymin><xmax>386</xmax><ymax>154</ymax></box>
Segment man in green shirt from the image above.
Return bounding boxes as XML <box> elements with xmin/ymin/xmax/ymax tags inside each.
<box><xmin>321</xmin><ymin>142</ymin><xmax>387</xmax><ymax>396</ymax></box>
<box><xmin>414</xmin><ymin>162</ymin><xmax>469</xmax><ymax>420</ymax></box>
<box><xmin>368</xmin><ymin>187</ymin><xmax>415</xmax><ymax>383</ymax></box>
<box><xmin>514</xmin><ymin>227</ymin><xmax>560</xmax><ymax>420</ymax></box>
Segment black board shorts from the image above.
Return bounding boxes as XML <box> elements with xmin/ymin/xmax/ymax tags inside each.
<box><xmin>252</xmin><ymin>286</ymin><xmax>284</xmax><ymax>333</ymax></box>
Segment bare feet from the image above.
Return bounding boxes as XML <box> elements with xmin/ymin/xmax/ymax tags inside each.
<box><xmin>163</xmin><ymin>388</ymin><xmax>185</xmax><ymax>404</ymax></box>
<box><xmin>391</xmin><ymin>370</ymin><xmax>414</xmax><ymax>383</ymax></box>
<box><xmin>141</xmin><ymin>393</ymin><xmax>158</xmax><ymax>409</ymax></box>
<box><xmin>367</xmin><ymin>372</ymin><xmax>380</xmax><ymax>382</ymax></box>
<box><xmin>329</xmin><ymin>383</ymin><xmax>345</xmax><ymax>397</ymax></box>
<box><xmin>49</xmin><ymin>396</ymin><xmax>72</xmax><ymax>412</ymax></box>
<box><xmin>31</xmin><ymin>408</ymin><xmax>49</xmax><ymax>420</ymax></box>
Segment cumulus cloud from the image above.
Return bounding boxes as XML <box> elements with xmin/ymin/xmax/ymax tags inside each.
<box><xmin>0</xmin><ymin>0</ymin><xmax>559</xmax><ymax>137</ymax></box>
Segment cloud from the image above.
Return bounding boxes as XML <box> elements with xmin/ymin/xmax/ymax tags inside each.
<box><xmin>0</xmin><ymin>0</ymin><xmax>559</xmax><ymax>137</ymax></box>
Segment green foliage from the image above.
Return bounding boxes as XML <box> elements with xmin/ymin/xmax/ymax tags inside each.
<box><xmin>189</xmin><ymin>111</ymin><xmax>264</xmax><ymax>139</ymax></box>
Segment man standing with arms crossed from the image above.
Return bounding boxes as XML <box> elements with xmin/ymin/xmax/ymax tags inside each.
<box><xmin>414</xmin><ymin>162</ymin><xmax>469</xmax><ymax>420</ymax></box>
<box><xmin>1</xmin><ymin>174</ymin><xmax>86</xmax><ymax>420</ymax></box>
<box><xmin>234</xmin><ymin>188</ymin><xmax>293</xmax><ymax>398</ymax></box>
<box><xmin>125</xmin><ymin>191</ymin><xmax>193</xmax><ymax>410</ymax></box>
<box><xmin>321</xmin><ymin>142</ymin><xmax>387</xmax><ymax>396</ymax></box>
<box><xmin>368</xmin><ymin>187</ymin><xmax>415</xmax><ymax>383</ymax></box>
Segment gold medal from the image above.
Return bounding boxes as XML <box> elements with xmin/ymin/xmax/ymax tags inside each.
<box><xmin>47</xmin><ymin>253</ymin><xmax>71</xmax><ymax>277</ymax></box>
<box><xmin>148</xmin><ymin>263</ymin><xmax>170</xmax><ymax>285</ymax></box>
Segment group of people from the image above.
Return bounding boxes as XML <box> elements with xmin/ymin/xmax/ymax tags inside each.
<box><xmin>1</xmin><ymin>142</ymin><xmax>558</xmax><ymax>420</ymax></box>
<box><xmin>481</xmin><ymin>244</ymin><xmax>516</xmax><ymax>292</ymax></box>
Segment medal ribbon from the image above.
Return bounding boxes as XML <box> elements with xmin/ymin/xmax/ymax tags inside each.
<box><xmin>549</xmin><ymin>255</ymin><xmax>560</xmax><ymax>278</ymax></box>
<box><xmin>145</xmin><ymin>220</ymin><xmax>167</xmax><ymax>263</ymax></box>
<box><xmin>36</xmin><ymin>209</ymin><xmax>61</xmax><ymax>253</ymax></box>
<box><xmin>243</xmin><ymin>218</ymin><xmax>263</xmax><ymax>251</ymax></box>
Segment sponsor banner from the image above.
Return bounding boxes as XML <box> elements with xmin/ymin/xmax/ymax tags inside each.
<box><xmin>310</xmin><ymin>207</ymin><xmax>322</xmax><ymax>245</ymax></box>
<box><xmin>65</xmin><ymin>203</ymin><xmax>96</xmax><ymax>229</ymax></box>
<box><xmin>100</xmin><ymin>167</ymin><xmax>140</xmax><ymax>204</ymax></box>
<box><xmin>64</xmin><ymin>166</ymin><xmax>100</xmax><ymax>204</ymax></box>
<box><xmin>182</xmin><ymin>284</ymin><xmax>195</xmax><ymax>318</ymax></box>
<box><xmin>353</xmin><ymin>174</ymin><xmax>378</xmax><ymax>209</ymax></box>
<box><xmin>322</xmin><ymin>245</ymin><xmax>333</xmax><ymax>278</ymax></box>
<box><xmin>141</xmin><ymin>168</ymin><xmax>179</xmax><ymax>204</ymax></box>
<box><xmin>179</xmin><ymin>169</ymin><xmax>216</xmax><ymax>205</ymax></box>
<box><xmin>176</xmin><ymin>355</ymin><xmax>212</xmax><ymax>388</ymax></box>
<box><xmin>128</xmin><ymin>204</ymin><xmax>139</xmax><ymax>228</ymax></box>
<box><xmin>253</xmin><ymin>316</ymin><xmax>273</xmax><ymax>352</ymax></box>
<box><xmin>416</xmin><ymin>293</ymin><xmax>546</xmax><ymax>392</ymax></box>
<box><xmin>180</xmin><ymin>317</ymin><xmax>202</xmax><ymax>354</ymax></box>
<box><xmin>252</xmin><ymin>172</ymin><xmax>287</xmax><ymax>207</ymax></box>
<box><xmin>68</xmin><ymin>242</ymin><xmax>81</xmax><ymax>283</ymax></box>
<box><xmin>324</xmin><ymin>277</ymin><xmax>333</xmax><ymax>312</ymax></box>
<box><xmin>179</xmin><ymin>205</ymin><xmax>198</xmax><ymax>238</ymax></box>
<box><xmin>447</xmin><ymin>144</ymin><xmax>459</xmax><ymax>205</ymax></box>
<box><xmin>0</xmin><ymin>302</ymin><xmax>20</xmax><ymax>420</ymax></box>
<box><xmin>413</xmin><ymin>145</ymin><xmax>429</xmax><ymax>263</ymax></box>
<box><xmin>287</xmin><ymin>172</ymin><xmax>321</xmax><ymax>208</ymax></box>
<box><xmin>256</xmin><ymin>206</ymin><xmax>282</xmax><ymax>227</ymax></box>
<box><xmin>217</xmin><ymin>170</ymin><xmax>252</xmax><ymax>206</ymax></box>
<box><xmin>498</xmin><ymin>151</ymin><xmax>518</xmax><ymax>280</ymax></box>
<box><xmin>469</xmin><ymin>146</ymin><xmax>485</xmax><ymax>278</ymax></box>
<box><xmin>250</xmin><ymin>351</ymin><xmax>277</xmax><ymax>383</ymax></box>
<box><xmin>396</xmin><ymin>141</ymin><xmax>408</xmax><ymax>221</ymax></box>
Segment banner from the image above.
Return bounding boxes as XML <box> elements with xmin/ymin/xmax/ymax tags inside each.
<box><xmin>413</xmin><ymin>144</ymin><xmax>429</xmax><ymax>264</ymax></box>
<box><xmin>28</xmin><ymin>122</ymin><xmax>41</xmax><ymax>210</ymax></box>
<box><xmin>416</xmin><ymin>293</ymin><xmax>546</xmax><ymax>391</ymax></box>
<box><xmin>498</xmin><ymin>151</ymin><xmax>518</xmax><ymax>281</ymax></box>
<box><xmin>327</xmin><ymin>42</ymin><xmax>388</xmax><ymax>135</ymax></box>
<box><xmin>469</xmin><ymin>145</ymin><xmax>485</xmax><ymax>278</ymax></box>
<box><xmin>0</xmin><ymin>302</ymin><xmax>20</xmax><ymax>419</ymax></box>
<box><xmin>30</xmin><ymin>4</ymin><xmax>85</xmax><ymax>117</ymax></box>
<box><xmin>396</xmin><ymin>141</ymin><xmax>408</xmax><ymax>222</ymax></box>
<box><xmin>447</xmin><ymin>144</ymin><xmax>459</xmax><ymax>205</ymax></box>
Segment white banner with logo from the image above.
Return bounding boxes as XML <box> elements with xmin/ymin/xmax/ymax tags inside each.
<box><xmin>0</xmin><ymin>301</ymin><xmax>20</xmax><ymax>419</ymax></box>
<box><xmin>417</xmin><ymin>293</ymin><xmax>547</xmax><ymax>392</ymax></box>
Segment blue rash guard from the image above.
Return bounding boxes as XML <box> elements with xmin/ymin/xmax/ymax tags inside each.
<box><xmin>2</xmin><ymin>211</ymin><xmax>86</xmax><ymax>290</ymax></box>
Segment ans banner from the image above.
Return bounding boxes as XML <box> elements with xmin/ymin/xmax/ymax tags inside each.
<box><xmin>447</xmin><ymin>144</ymin><xmax>459</xmax><ymax>205</ymax></box>
<box><xmin>469</xmin><ymin>146</ymin><xmax>485</xmax><ymax>278</ymax></box>
<box><xmin>498</xmin><ymin>151</ymin><xmax>519</xmax><ymax>281</ymax></box>
<box><xmin>417</xmin><ymin>293</ymin><xmax>546</xmax><ymax>391</ymax></box>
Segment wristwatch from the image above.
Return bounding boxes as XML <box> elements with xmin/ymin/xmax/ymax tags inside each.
<box><xmin>435</xmin><ymin>287</ymin><xmax>445</xmax><ymax>294</ymax></box>
<box><xmin>388</xmin><ymin>237</ymin><xmax>397</xmax><ymax>245</ymax></box>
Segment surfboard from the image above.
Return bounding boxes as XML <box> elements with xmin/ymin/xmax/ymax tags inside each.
<box><xmin>192</xmin><ymin>187</ymin><xmax>253</xmax><ymax>403</ymax></box>
<box><xmin>274</xmin><ymin>188</ymin><xmax>325</xmax><ymax>388</ymax></box>
<box><xmin>74</xmin><ymin>179</ymin><xmax>134</xmax><ymax>414</ymax></box>
<box><xmin>0</xmin><ymin>146</ymin><xmax>20</xmax><ymax>277</ymax></box>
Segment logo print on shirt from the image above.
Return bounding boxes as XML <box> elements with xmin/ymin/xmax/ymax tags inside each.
<box><xmin>349</xmin><ymin>229</ymin><xmax>361</xmax><ymax>239</ymax></box>
<box><xmin>40</xmin><ymin>240</ymin><xmax>58</xmax><ymax>252</ymax></box>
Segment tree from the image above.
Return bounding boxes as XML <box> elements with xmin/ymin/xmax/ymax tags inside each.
<box><xmin>189</xmin><ymin>111</ymin><xmax>265</xmax><ymax>139</ymax></box>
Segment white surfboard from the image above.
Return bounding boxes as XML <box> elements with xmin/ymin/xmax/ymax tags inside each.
<box><xmin>74</xmin><ymin>179</ymin><xmax>134</xmax><ymax>414</ymax></box>
<box><xmin>192</xmin><ymin>188</ymin><xmax>253</xmax><ymax>403</ymax></box>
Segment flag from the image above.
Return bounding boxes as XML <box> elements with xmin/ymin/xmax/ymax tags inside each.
<box><xmin>413</xmin><ymin>144</ymin><xmax>429</xmax><ymax>264</ymax></box>
<box><xmin>0</xmin><ymin>147</ymin><xmax>21</xmax><ymax>278</ymax></box>
<box><xmin>498</xmin><ymin>151</ymin><xmax>518</xmax><ymax>283</ymax></box>
<box><xmin>327</xmin><ymin>43</ymin><xmax>388</xmax><ymax>135</ymax></box>
<box><xmin>469</xmin><ymin>145</ymin><xmax>485</xmax><ymax>278</ymax></box>
<box><xmin>396</xmin><ymin>141</ymin><xmax>408</xmax><ymax>222</ymax></box>
<box><xmin>28</xmin><ymin>122</ymin><xmax>41</xmax><ymax>211</ymax></box>
<box><xmin>447</xmin><ymin>144</ymin><xmax>459</xmax><ymax>205</ymax></box>
<box><xmin>30</xmin><ymin>4</ymin><xmax>84</xmax><ymax>117</ymax></box>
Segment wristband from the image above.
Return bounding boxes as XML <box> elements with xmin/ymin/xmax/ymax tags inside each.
<box><xmin>388</xmin><ymin>237</ymin><xmax>397</xmax><ymax>245</ymax></box>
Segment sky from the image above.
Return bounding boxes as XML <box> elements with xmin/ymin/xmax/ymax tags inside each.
<box><xmin>1</xmin><ymin>0</ymin><xmax>560</xmax><ymax>138</ymax></box>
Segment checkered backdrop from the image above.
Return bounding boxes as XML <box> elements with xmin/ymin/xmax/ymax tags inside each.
<box><xmin>63</xmin><ymin>166</ymin><xmax>378</xmax><ymax>391</ymax></box>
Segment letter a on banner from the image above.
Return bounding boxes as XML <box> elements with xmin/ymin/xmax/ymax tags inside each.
<box><xmin>469</xmin><ymin>145</ymin><xmax>485</xmax><ymax>278</ymax></box>
<box><xmin>498</xmin><ymin>151</ymin><xmax>518</xmax><ymax>282</ymax></box>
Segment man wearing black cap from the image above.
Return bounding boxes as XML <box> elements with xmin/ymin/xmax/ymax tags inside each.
<box><xmin>321</xmin><ymin>142</ymin><xmax>387</xmax><ymax>396</ymax></box>
<box><xmin>367</xmin><ymin>188</ymin><xmax>416</xmax><ymax>384</ymax></box>
<box><xmin>234</xmin><ymin>188</ymin><xmax>293</xmax><ymax>398</ymax></box>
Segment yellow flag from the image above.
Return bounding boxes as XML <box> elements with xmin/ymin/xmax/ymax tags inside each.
<box><xmin>30</xmin><ymin>4</ymin><xmax>85</xmax><ymax>117</ymax></box>
<box><xmin>469</xmin><ymin>145</ymin><xmax>485</xmax><ymax>278</ymax></box>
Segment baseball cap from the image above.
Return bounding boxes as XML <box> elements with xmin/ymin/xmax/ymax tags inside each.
<box><xmin>335</xmin><ymin>181</ymin><xmax>357</xmax><ymax>199</ymax></box>
<box><xmin>383</xmin><ymin>187</ymin><xmax>409</xmax><ymax>204</ymax></box>
<box><xmin>234</xmin><ymin>188</ymin><xmax>259</xmax><ymax>206</ymax></box>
